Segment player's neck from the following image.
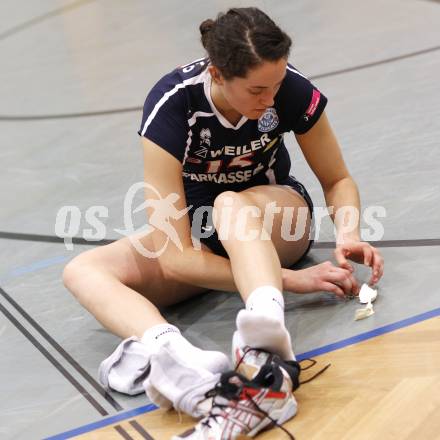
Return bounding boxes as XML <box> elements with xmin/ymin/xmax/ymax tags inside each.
<box><xmin>210</xmin><ymin>82</ymin><xmax>242</xmax><ymax>125</ymax></box>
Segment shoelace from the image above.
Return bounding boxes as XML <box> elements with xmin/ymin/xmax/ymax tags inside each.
<box><xmin>230</xmin><ymin>348</ymin><xmax>332</xmax><ymax>439</ymax></box>
<box><xmin>196</xmin><ymin>350</ymin><xmax>331</xmax><ymax>439</ymax></box>
<box><xmin>200</xmin><ymin>373</ymin><xmax>295</xmax><ymax>439</ymax></box>
<box><xmin>235</xmin><ymin>347</ymin><xmax>331</xmax><ymax>385</ymax></box>
<box><xmin>200</xmin><ymin>378</ymin><xmax>241</xmax><ymax>429</ymax></box>
<box><xmin>243</xmin><ymin>388</ymin><xmax>295</xmax><ymax>440</ymax></box>
<box><xmin>299</xmin><ymin>358</ymin><xmax>331</xmax><ymax>385</ymax></box>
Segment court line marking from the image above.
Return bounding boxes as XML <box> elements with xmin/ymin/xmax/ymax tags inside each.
<box><xmin>0</xmin><ymin>286</ymin><xmax>124</xmax><ymax>412</ymax></box>
<box><xmin>1</xmin><ymin>236</ymin><xmax>437</xmax><ymax>437</ymax></box>
<box><xmin>0</xmin><ymin>255</ymin><xmax>70</xmax><ymax>282</ymax></box>
<box><xmin>0</xmin><ymin>106</ymin><xmax>141</xmax><ymax>121</ymax></box>
<box><xmin>0</xmin><ymin>300</ymin><xmax>109</xmax><ymax>416</ymax></box>
<box><xmin>46</xmin><ymin>306</ymin><xmax>440</xmax><ymax>439</ymax></box>
<box><xmin>310</xmin><ymin>44</ymin><xmax>440</xmax><ymax>79</ymax></box>
<box><xmin>113</xmin><ymin>425</ymin><xmax>136</xmax><ymax>440</ymax></box>
<box><xmin>0</xmin><ymin>231</ymin><xmax>113</xmax><ymax>245</ymax></box>
<box><xmin>296</xmin><ymin>306</ymin><xmax>440</xmax><ymax>360</ymax></box>
<box><xmin>1</xmin><ymin>3</ymin><xmax>436</xmax><ymax>438</ymax></box>
<box><xmin>0</xmin><ymin>45</ymin><xmax>438</xmax><ymax>121</ymax></box>
<box><xmin>1</xmin><ymin>230</ymin><xmax>439</xmax><ymax>248</ymax></box>
<box><xmin>0</xmin><ymin>286</ymin><xmax>153</xmax><ymax>440</ymax></box>
<box><xmin>1</xmin><ymin>237</ymin><xmax>439</xmax><ymax>283</ymax></box>
<box><xmin>43</xmin><ymin>404</ymin><xmax>157</xmax><ymax>440</ymax></box>
<box><xmin>0</xmin><ymin>237</ymin><xmax>438</xmax><ymax>285</ymax></box>
<box><xmin>0</xmin><ymin>0</ymin><xmax>97</xmax><ymax>41</ymax></box>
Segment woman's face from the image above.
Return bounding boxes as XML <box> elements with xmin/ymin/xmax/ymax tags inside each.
<box><xmin>211</xmin><ymin>58</ymin><xmax>288</xmax><ymax>120</ymax></box>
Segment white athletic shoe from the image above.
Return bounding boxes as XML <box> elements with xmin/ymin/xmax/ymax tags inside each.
<box><xmin>172</xmin><ymin>349</ymin><xmax>300</xmax><ymax>439</ymax></box>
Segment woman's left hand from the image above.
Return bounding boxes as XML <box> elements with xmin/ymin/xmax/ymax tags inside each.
<box><xmin>334</xmin><ymin>241</ymin><xmax>384</xmax><ymax>286</ymax></box>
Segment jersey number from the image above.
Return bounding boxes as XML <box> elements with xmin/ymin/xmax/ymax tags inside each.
<box><xmin>205</xmin><ymin>153</ymin><xmax>254</xmax><ymax>173</ymax></box>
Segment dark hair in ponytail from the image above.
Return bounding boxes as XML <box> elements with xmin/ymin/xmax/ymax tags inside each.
<box><xmin>199</xmin><ymin>7</ymin><xmax>292</xmax><ymax>80</ymax></box>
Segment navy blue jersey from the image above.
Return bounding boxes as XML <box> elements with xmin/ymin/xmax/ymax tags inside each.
<box><xmin>138</xmin><ymin>57</ymin><xmax>327</xmax><ymax>201</ymax></box>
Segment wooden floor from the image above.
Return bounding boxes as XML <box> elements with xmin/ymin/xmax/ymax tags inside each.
<box><xmin>77</xmin><ymin>316</ymin><xmax>440</xmax><ymax>440</ymax></box>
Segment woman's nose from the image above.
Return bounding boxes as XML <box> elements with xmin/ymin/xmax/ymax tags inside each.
<box><xmin>259</xmin><ymin>91</ymin><xmax>275</xmax><ymax>108</ymax></box>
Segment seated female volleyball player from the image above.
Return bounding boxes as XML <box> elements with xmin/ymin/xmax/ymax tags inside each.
<box><xmin>62</xmin><ymin>7</ymin><xmax>384</xmax><ymax>438</ymax></box>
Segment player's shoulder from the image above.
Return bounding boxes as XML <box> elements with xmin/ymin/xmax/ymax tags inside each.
<box><xmin>283</xmin><ymin>63</ymin><xmax>313</xmax><ymax>88</ymax></box>
<box><xmin>275</xmin><ymin>62</ymin><xmax>317</xmax><ymax>106</ymax></box>
<box><xmin>176</xmin><ymin>57</ymin><xmax>210</xmax><ymax>80</ymax></box>
<box><xmin>150</xmin><ymin>57</ymin><xmax>209</xmax><ymax>95</ymax></box>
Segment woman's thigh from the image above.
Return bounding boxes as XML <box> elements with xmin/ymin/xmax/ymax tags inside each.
<box><xmin>72</xmin><ymin>230</ymin><xmax>211</xmax><ymax>307</ymax></box>
<box><xmin>238</xmin><ymin>184</ymin><xmax>313</xmax><ymax>267</ymax></box>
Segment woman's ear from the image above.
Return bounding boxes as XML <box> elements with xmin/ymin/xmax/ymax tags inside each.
<box><xmin>208</xmin><ymin>65</ymin><xmax>224</xmax><ymax>85</ymax></box>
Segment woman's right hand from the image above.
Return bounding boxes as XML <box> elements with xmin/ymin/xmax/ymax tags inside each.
<box><xmin>282</xmin><ymin>261</ymin><xmax>359</xmax><ymax>299</ymax></box>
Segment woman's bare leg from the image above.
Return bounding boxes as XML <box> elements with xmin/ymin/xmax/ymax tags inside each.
<box><xmin>213</xmin><ymin>185</ymin><xmax>311</xmax><ymax>302</ymax></box>
<box><xmin>62</xmin><ymin>231</ymin><xmax>209</xmax><ymax>339</ymax></box>
<box><xmin>212</xmin><ymin>185</ymin><xmax>312</xmax><ymax>360</ymax></box>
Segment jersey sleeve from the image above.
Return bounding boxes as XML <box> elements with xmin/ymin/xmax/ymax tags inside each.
<box><xmin>137</xmin><ymin>79</ymin><xmax>189</xmax><ymax>163</ymax></box>
<box><xmin>277</xmin><ymin>65</ymin><xmax>328</xmax><ymax>135</ymax></box>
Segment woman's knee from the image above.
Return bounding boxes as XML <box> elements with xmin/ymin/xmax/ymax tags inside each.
<box><xmin>62</xmin><ymin>243</ymin><xmax>130</xmax><ymax>296</ymax></box>
<box><xmin>62</xmin><ymin>249</ymin><xmax>104</xmax><ymax>296</ymax></box>
<box><xmin>213</xmin><ymin>191</ymin><xmax>262</xmax><ymax>241</ymax></box>
<box><xmin>213</xmin><ymin>190</ymin><xmax>247</xmax><ymax>212</ymax></box>
<box><xmin>213</xmin><ymin>190</ymin><xmax>259</xmax><ymax>224</ymax></box>
<box><xmin>211</xmin><ymin>186</ymin><xmax>312</xmax><ymax>267</ymax></box>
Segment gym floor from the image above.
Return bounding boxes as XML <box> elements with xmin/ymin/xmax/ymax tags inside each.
<box><xmin>1</xmin><ymin>1</ymin><xmax>439</xmax><ymax>439</ymax></box>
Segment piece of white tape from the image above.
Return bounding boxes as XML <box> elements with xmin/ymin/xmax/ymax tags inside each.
<box><xmin>359</xmin><ymin>284</ymin><xmax>378</xmax><ymax>304</ymax></box>
<box><xmin>354</xmin><ymin>284</ymin><xmax>378</xmax><ymax>321</ymax></box>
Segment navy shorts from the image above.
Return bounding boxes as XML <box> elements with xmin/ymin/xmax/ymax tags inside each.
<box><xmin>187</xmin><ymin>176</ymin><xmax>314</xmax><ymax>263</ymax></box>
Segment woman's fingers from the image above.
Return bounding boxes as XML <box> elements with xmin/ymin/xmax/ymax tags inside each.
<box><xmin>363</xmin><ymin>244</ymin><xmax>374</xmax><ymax>266</ymax></box>
<box><xmin>334</xmin><ymin>247</ymin><xmax>354</xmax><ymax>272</ymax></box>
<box><xmin>369</xmin><ymin>247</ymin><xmax>384</xmax><ymax>285</ymax></box>
<box><xmin>328</xmin><ymin>268</ymin><xmax>358</xmax><ymax>295</ymax></box>
<box><xmin>335</xmin><ymin>242</ymin><xmax>385</xmax><ymax>287</ymax></box>
<box><xmin>348</xmin><ymin>273</ymin><xmax>360</xmax><ymax>295</ymax></box>
<box><xmin>321</xmin><ymin>281</ymin><xmax>345</xmax><ymax>299</ymax></box>
<box><xmin>328</xmin><ymin>263</ymin><xmax>360</xmax><ymax>294</ymax></box>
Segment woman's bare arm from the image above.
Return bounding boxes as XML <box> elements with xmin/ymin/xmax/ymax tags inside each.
<box><xmin>295</xmin><ymin>111</ymin><xmax>361</xmax><ymax>242</ymax></box>
<box><xmin>141</xmin><ymin>137</ymin><xmax>240</xmax><ymax>291</ymax></box>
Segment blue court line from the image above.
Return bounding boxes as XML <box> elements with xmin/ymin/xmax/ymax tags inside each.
<box><xmin>0</xmin><ymin>255</ymin><xmax>69</xmax><ymax>282</ymax></box>
<box><xmin>46</xmin><ymin>306</ymin><xmax>440</xmax><ymax>439</ymax></box>
<box><xmin>43</xmin><ymin>404</ymin><xmax>157</xmax><ymax>440</ymax></box>
<box><xmin>296</xmin><ymin>306</ymin><xmax>440</xmax><ymax>361</ymax></box>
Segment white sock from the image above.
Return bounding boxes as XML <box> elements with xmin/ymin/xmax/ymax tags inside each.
<box><xmin>141</xmin><ymin>323</ymin><xmax>231</xmax><ymax>375</ymax></box>
<box><xmin>140</xmin><ymin>323</ymin><xmax>182</xmax><ymax>349</ymax></box>
<box><xmin>100</xmin><ymin>324</ymin><xmax>229</xmax><ymax>397</ymax></box>
<box><xmin>144</xmin><ymin>341</ymin><xmax>220</xmax><ymax>418</ymax></box>
<box><xmin>245</xmin><ymin>285</ymin><xmax>285</xmax><ymax>322</ymax></box>
<box><xmin>99</xmin><ymin>336</ymin><xmax>151</xmax><ymax>395</ymax></box>
<box><xmin>236</xmin><ymin>286</ymin><xmax>296</xmax><ymax>361</ymax></box>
